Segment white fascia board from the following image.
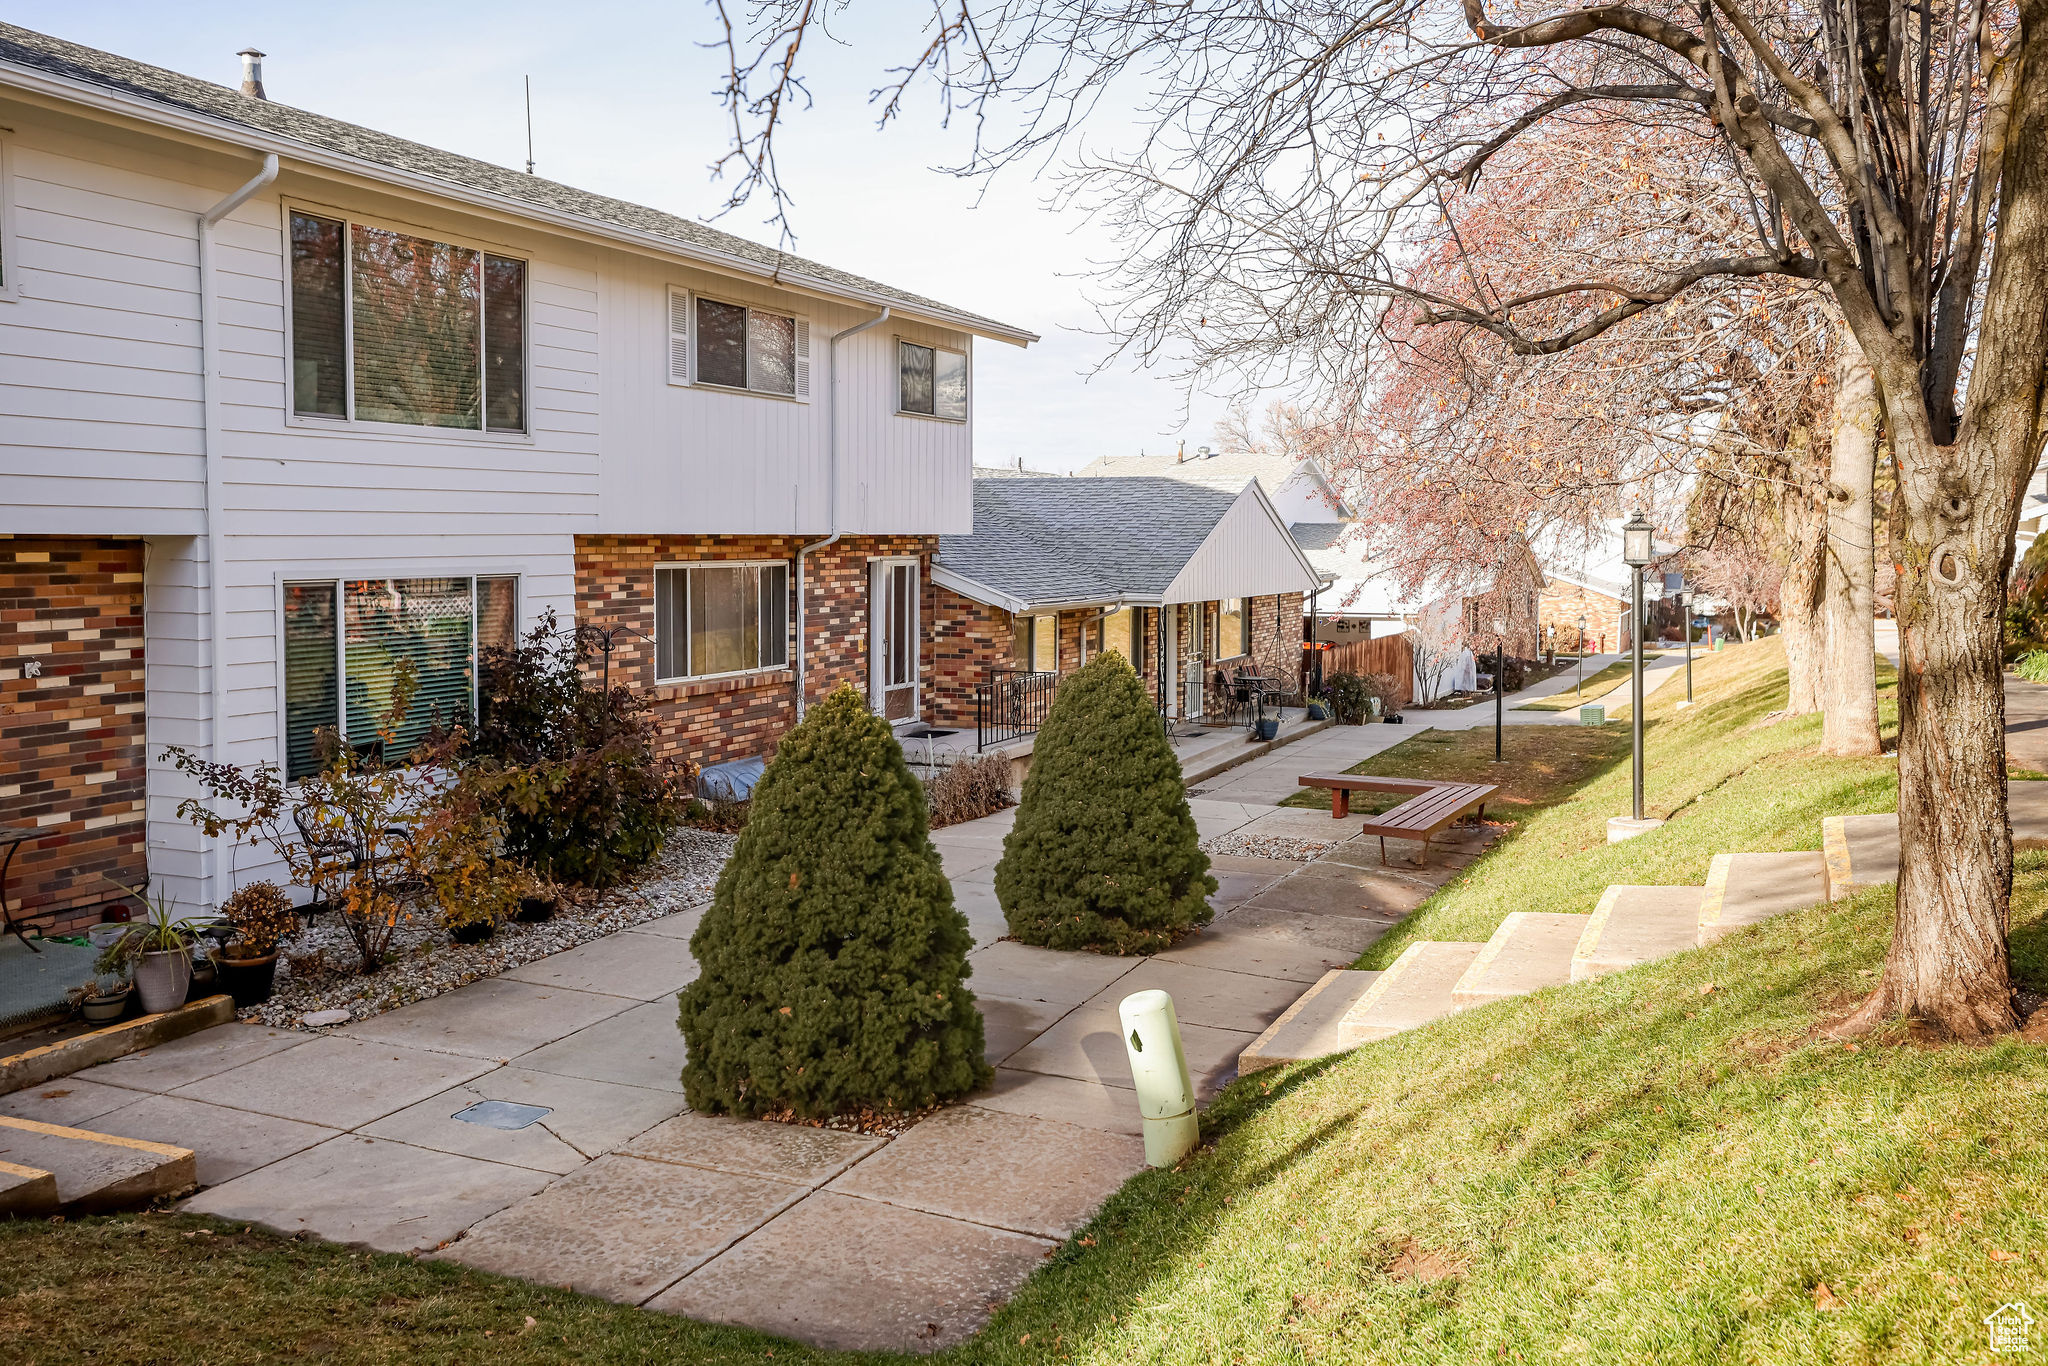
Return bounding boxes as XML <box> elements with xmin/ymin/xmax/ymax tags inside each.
<box><xmin>0</xmin><ymin>61</ymin><xmax>1039</xmax><ymax>347</ymax></box>
<box><xmin>931</xmin><ymin>564</ymin><xmax>1151</xmax><ymax>615</ymax></box>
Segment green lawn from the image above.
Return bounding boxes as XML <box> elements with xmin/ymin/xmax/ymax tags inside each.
<box><xmin>7</xmin><ymin>638</ymin><xmax>2042</xmax><ymax>1365</ymax></box>
<box><xmin>1279</xmin><ymin>723</ymin><xmax>1632</xmax><ymax>822</ymax></box>
<box><xmin>1517</xmin><ymin>659</ymin><xmax>1636</xmax><ymax>710</ymax></box>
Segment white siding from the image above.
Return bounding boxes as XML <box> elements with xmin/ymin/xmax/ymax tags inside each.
<box><xmin>1164</xmin><ymin>488</ymin><xmax>1321</xmax><ymax>604</ymax></box>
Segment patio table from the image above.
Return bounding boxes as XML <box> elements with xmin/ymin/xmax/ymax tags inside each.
<box><xmin>0</xmin><ymin>825</ymin><xmax>49</xmax><ymax>952</ymax></box>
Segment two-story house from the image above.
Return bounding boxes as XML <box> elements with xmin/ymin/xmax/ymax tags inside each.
<box><xmin>0</xmin><ymin>25</ymin><xmax>1033</xmax><ymax>933</ymax></box>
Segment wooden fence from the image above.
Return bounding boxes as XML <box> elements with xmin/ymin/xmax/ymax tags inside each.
<box><xmin>1303</xmin><ymin>633</ymin><xmax>1415</xmax><ymax>712</ymax></box>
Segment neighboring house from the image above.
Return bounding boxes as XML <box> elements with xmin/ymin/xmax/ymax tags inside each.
<box><xmin>1540</xmin><ymin>568</ymin><xmax>1633</xmax><ymax>654</ymax></box>
<box><xmin>0</xmin><ymin>27</ymin><xmax>1032</xmax><ymax>931</ymax></box>
<box><xmin>1074</xmin><ymin>448</ymin><xmax>1353</xmax><ymax>527</ymax></box>
<box><xmin>927</xmin><ymin>477</ymin><xmax>1321</xmax><ymax>725</ymax></box>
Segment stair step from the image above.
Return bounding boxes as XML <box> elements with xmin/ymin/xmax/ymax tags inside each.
<box><xmin>1238</xmin><ymin>969</ymin><xmax>1382</xmax><ymax>1073</ymax></box>
<box><xmin>0</xmin><ymin>1158</ymin><xmax>58</xmax><ymax>1217</ymax></box>
<box><xmin>1338</xmin><ymin>941</ymin><xmax>1484</xmax><ymax>1044</ymax></box>
<box><xmin>1823</xmin><ymin>814</ymin><xmax>1899</xmax><ymax>899</ymax></box>
<box><xmin>1697</xmin><ymin>851</ymin><xmax>1828</xmax><ymax>943</ymax></box>
<box><xmin>1572</xmin><ymin>886</ymin><xmax>1705</xmax><ymax>982</ymax></box>
<box><xmin>0</xmin><ymin>1115</ymin><xmax>195</xmax><ymax>1214</ymax></box>
<box><xmin>1451</xmin><ymin>913</ymin><xmax>1590</xmax><ymax>1009</ymax></box>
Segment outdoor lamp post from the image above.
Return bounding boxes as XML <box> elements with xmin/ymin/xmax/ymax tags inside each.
<box><xmin>1675</xmin><ymin>586</ymin><xmax>1694</xmax><ymax>702</ymax></box>
<box><xmin>1491</xmin><ymin>616</ymin><xmax>1506</xmax><ymax>763</ymax></box>
<box><xmin>1620</xmin><ymin>509</ymin><xmax>1656</xmax><ymax>820</ymax></box>
<box><xmin>1576</xmin><ymin>613</ymin><xmax>1588</xmax><ymax>695</ymax></box>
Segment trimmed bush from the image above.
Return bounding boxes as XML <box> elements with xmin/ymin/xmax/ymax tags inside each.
<box><xmin>996</xmin><ymin>652</ymin><xmax>1216</xmax><ymax>952</ymax></box>
<box><xmin>676</xmin><ymin>684</ymin><xmax>989</xmax><ymax>1118</ymax></box>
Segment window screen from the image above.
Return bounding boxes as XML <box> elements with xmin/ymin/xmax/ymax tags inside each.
<box><xmin>350</xmin><ymin>225</ymin><xmax>481</xmax><ymax>429</ymax></box>
<box><xmin>289</xmin><ymin>213</ymin><xmax>347</xmax><ymax>418</ymax></box>
<box><xmin>483</xmin><ymin>256</ymin><xmax>525</xmax><ymax>432</ymax></box>
<box><xmin>748</xmin><ymin>310</ymin><xmax>796</xmax><ymax>395</ymax></box>
<box><xmin>695</xmin><ymin>298</ymin><xmax>748</xmax><ymax>389</ymax></box>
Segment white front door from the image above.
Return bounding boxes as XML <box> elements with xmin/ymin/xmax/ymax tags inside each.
<box><xmin>870</xmin><ymin>558</ymin><xmax>919</xmax><ymax>722</ymax></box>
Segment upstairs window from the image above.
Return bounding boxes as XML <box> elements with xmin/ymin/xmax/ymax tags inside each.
<box><xmin>898</xmin><ymin>340</ymin><xmax>967</xmax><ymax>420</ymax></box>
<box><xmin>289</xmin><ymin>210</ymin><xmax>525</xmax><ymax>433</ymax></box>
<box><xmin>668</xmin><ymin>288</ymin><xmax>809</xmax><ymax>398</ymax></box>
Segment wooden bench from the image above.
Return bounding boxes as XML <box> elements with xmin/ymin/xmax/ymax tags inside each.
<box><xmin>1297</xmin><ymin>773</ymin><xmax>1499</xmax><ymax>866</ymax></box>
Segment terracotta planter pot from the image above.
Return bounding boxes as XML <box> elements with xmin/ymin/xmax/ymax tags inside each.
<box><xmin>134</xmin><ymin>945</ymin><xmax>192</xmax><ymax>1015</ymax></box>
<box><xmin>218</xmin><ymin>952</ymin><xmax>279</xmax><ymax>1008</ymax></box>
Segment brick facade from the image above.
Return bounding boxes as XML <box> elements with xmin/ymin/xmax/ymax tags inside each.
<box><xmin>1539</xmin><ymin>577</ymin><xmax>1631</xmax><ymax>654</ymax></box>
<box><xmin>575</xmin><ymin>534</ymin><xmax>935</xmax><ymax>773</ymax></box>
<box><xmin>1461</xmin><ymin>546</ymin><xmax>1548</xmax><ymax>661</ymax></box>
<box><xmin>0</xmin><ymin>538</ymin><xmax>148</xmax><ymax>935</ymax></box>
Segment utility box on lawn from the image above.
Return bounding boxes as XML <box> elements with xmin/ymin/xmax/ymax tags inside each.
<box><xmin>1580</xmin><ymin>704</ymin><xmax>1605</xmax><ymax>725</ymax></box>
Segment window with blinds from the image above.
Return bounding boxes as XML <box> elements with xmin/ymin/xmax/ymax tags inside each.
<box><xmin>282</xmin><ymin>573</ymin><xmax>516</xmax><ymax>780</ymax></box>
<box><xmin>652</xmin><ymin>563</ymin><xmax>791</xmax><ymax>682</ymax></box>
<box><xmin>287</xmin><ymin>210</ymin><xmax>525</xmax><ymax>433</ymax></box>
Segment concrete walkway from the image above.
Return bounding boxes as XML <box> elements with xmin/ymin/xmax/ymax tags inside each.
<box><xmin>0</xmin><ymin>798</ymin><xmax>1464</xmax><ymax>1353</ymax></box>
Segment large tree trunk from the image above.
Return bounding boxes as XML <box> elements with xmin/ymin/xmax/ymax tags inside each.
<box><xmin>1840</xmin><ymin>21</ymin><xmax>2048</xmax><ymax>1038</ymax></box>
<box><xmin>1778</xmin><ymin>431</ymin><xmax>1828</xmax><ymax>714</ymax></box>
<box><xmin>1822</xmin><ymin>327</ymin><xmax>1883</xmax><ymax>757</ymax></box>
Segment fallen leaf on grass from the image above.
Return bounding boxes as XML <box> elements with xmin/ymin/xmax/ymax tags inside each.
<box><xmin>1990</xmin><ymin>1248</ymin><xmax>2018</xmax><ymax>1262</ymax></box>
<box><xmin>1384</xmin><ymin>1239</ymin><xmax>1461</xmax><ymax>1284</ymax></box>
<box><xmin>1814</xmin><ymin>1283</ymin><xmax>1842</xmax><ymax>1311</ymax></box>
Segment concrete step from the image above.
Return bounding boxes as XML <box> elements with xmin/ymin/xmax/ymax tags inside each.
<box><xmin>1823</xmin><ymin>814</ymin><xmax>1899</xmax><ymax>899</ymax></box>
<box><xmin>0</xmin><ymin>1158</ymin><xmax>59</xmax><ymax>1217</ymax></box>
<box><xmin>1571</xmin><ymin>886</ymin><xmax>1705</xmax><ymax>982</ymax></box>
<box><xmin>1337</xmin><ymin>941</ymin><xmax>1484</xmax><ymax>1045</ymax></box>
<box><xmin>1238</xmin><ymin>969</ymin><xmax>1382</xmax><ymax>1074</ymax></box>
<box><xmin>1697</xmin><ymin>851</ymin><xmax>1828</xmax><ymax>943</ymax></box>
<box><xmin>1450</xmin><ymin>913</ymin><xmax>1590</xmax><ymax>1010</ymax></box>
<box><xmin>0</xmin><ymin>1115</ymin><xmax>195</xmax><ymax>1213</ymax></box>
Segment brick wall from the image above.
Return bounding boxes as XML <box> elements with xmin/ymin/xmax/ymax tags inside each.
<box><xmin>1539</xmin><ymin>579</ymin><xmax>1630</xmax><ymax>654</ymax></box>
<box><xmin>0</xmin><ymin>538</ymin><xmax>147</xmax><ymax>935</ymax></box>
<box><xmin>926</xmin><ymin>584</ymin><xmax>1012</xmax><ymax>728</ymax></box>
<box><xmin>575</xmin><ymin>534</ymin><xmax>935</xmax><ymax>772</ymax></box>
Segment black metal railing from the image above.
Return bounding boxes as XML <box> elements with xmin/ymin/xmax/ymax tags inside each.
<box><xmin>975</xmin><ymin>669</ymin><xmax>1059</xmax><ymax>751</ymax></box>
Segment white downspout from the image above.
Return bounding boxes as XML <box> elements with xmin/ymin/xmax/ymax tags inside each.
<box><xmin>796</xmin><ymin>305</ymin><xmax>890</xmax><ymax>719</ymax></box>
<box><xmin>197</xmin><ymin>152</ymin><xmax>279</xmax><ymax>896</ymax></box>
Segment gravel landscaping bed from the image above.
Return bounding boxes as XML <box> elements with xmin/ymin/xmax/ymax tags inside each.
<box><xmin>244</xmin><ymin>829</ymin><xmax>735</xmax><ymax>1030</ymax></box>
<box><xmin>1200</xmin><ymin>832</ymin><xmax>1337</xmax><ymax>862</ymax></box>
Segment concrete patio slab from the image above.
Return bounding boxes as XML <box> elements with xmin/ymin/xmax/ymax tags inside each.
<box><xmin>86</xmin><ymin>1021</ymin><xmax>311</xmax><ymax>1094</ymax></box>
<box><xmin>930</xmin><ymin>826</ymin><xmax>1011</xmax><ymax>851</ymax></box>
<box><xmin>0</xmin><ymin>1076</ymin><xmax>137</xmax><ymax>1127</ymax></box>
<box><xmin>827</xmin><ymin>1104</ymin><xmax>1143</xmax><ymax>1240</ymax></box>
<box><xmin>514</xmin><ymin>999</ymin><xmax>685</xmax><ymax>1094</ymax></box>
<box><xmin>1003</xmin><ymin>1005</ymin><xmax>1255</xmax><ymax>1098</ymax></box>
<box><xmin>952</xmin><ymin>861</ymin><xmax>999</xmax><ymax>885</ymax></box>
<box><xmin>950</xmin><ymin>881</ymin><xmax>1009</xmax><ymax>947</ymax></box>
<box><xmin>937</xmin><ymin>845</ymin><xmax>999</xmax><ymax>880</ymax></box>
<box><xmin>1210</xmin><ymin>870</ymin><xmax>1286</xmax><ymax>911</ymax></box>
<box><xmin>185</xmin><ymin>1134</ymin><xmax>547</xmax><ymax>1252</ymax></box>
<box><xmin>86</xmin><ymin>1092</ymin><xmax>338</xmax><ymax>1187</ymax></box>
<box><xmin>441</xmin><ymin>1153</ymin><xmax>807</xmax><ymax>1303</ymax></box>
<box><xmin>1236</xmin><ymin>807</ymin><xmax>1364</xmax><ymax>840</ymax></box>
<box><xmin>976</xmin><ymin>994</ymin><xmax>1070</xmax><ymax>1065</ymax></box>
<box><xmin>623</xmin><ymin>1112</ymin><xmax>881</xmax><ymax>1185</ymax></box>
<box><xmin>1081</xmin><ymin>958</ymin><xmax>1304</xmax><ymax>1032</ymax></box>
<box><xmin>1242</xmin><ymin>862</ymin><xmax>1433</xmax><ymax>919</ymax></box>
<box><xmin>1155</xmin><ymin>907</ymin><xmax>1377</xmax><ymax>982</ymax></box>
<box><xmin>501</xmin><ymin>929</ymin><xmax>700</xmax><ymax>1001</ymax></box>
<box><xmin>362</xmin><ymin>1068</ymin><xmax>686</xmax><ymax>1175</ymax></box>
<box><xmin>963</xmin><ymin>940</ymin><xmax>1137</xmax><ymax>1008</ymax></box>
<box><xmin>630</xmin><ymin>907</ymin><xmax>706</xmax><ymax>941</ymax></box>
<box><xmin>967</xmin><ymin>1068</ymin><xmax>1142</xmax><ymax>1137</ymax></box>
<box><xmin>338</xmin><ymin>977</ymin><xmax>630</xmax><ymax>1060</ymax></box>
<box><xmin>648</xmin><ymin>1191</ymin><xmax>1055</xmax><ymax>1353</ymax></box>
<box><xmin>1205</xmin><ymin>853</ymin><xmax>1308</xmax><ymax>876</ymax></box>
<box><xmin>170</xmin><ymin>1036</ymin><xmax>496</xmax><ymax>1130</ymax></box>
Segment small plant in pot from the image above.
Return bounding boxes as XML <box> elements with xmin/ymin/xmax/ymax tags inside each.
<box><xmin>70</xmin><ymin>976</ymin><xmax>133</xmax><ymax>1024</ymax></box>
<box><xmin>513</xmin><ymin>869</ymin><xmax>562</xmax><ymax>923</ymax></box>
<box><xmin>216</xmin><ymin>881</ymin><xmax>296</xmax><ymax>1007</ymax></box>
<box><xmin>97</xmin><ymin>880</ymin><xmax>195</xmax><ymax>1016</ymax></box>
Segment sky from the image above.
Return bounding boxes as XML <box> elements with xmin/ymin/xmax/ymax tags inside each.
<box><xmin>12</xmin><ymin>1</ymin><xmax>1238</xmax><ymax>471</ymax></box>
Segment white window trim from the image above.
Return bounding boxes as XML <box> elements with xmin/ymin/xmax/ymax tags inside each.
<box><xmin>652</xmin><ymin>559</ymin><xmax>793</xmax><ymax>686</ymax></box>
<box><xmin>272</xmin><ymin>569</ymin><xmax>520</xmax><ymax>783</ymax></box>
<box><xmin>279</xmin><ymin>198</ymin><xmax>534</xmax><ymax>443</ymax></box>
<box><xmin>0</xmin><ymin>133</ymin><xmax>17</xmax><ymax>304</ymax></box>
<box><xmin>894</xmin><ymin>336</ymin><xmax>970</xmax><ymax>423</ymax></box>
<box><xmin>674</xmin><ymin>291</ymin><xmax>812</xmax><ymax>402</ymax></box>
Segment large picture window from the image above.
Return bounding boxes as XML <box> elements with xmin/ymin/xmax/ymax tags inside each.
<box><xmin>653</xmin><ymin>563</ymin><xmax>790</xmax><ymax>682</ymax></box>
<box><xmin>282</xmin><ymin>574</ymin><xmax>518</xmax><ymax>780</ymax></box>
<box><xmin>897</xmin><ymin>340</ymin><xmax>967</xmax><ymax>420</ymax></box>
<box><xmin>289</xmin><ymin>210</ymin><xmax>526</xmax><ymax>433</ymax></box>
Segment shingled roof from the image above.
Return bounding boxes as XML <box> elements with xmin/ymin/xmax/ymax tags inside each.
<box><xmin>0</xmin><ymin>23</ymin><xmax>1034</xmax><ymax>344</ymax></box>
<box><xmin>936</xmin><ymin>476</ymin><xmax>1318</xmax><ymax>612</ymax></box>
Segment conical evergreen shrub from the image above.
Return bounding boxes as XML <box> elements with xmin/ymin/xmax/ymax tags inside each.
<box><xmin>677</xmin><ymin>683</ymin><xmax>989</xmax><ymax>1117</ymax></box>
<box><xmin>996</xmin><ymin>651</ymin><xmax>1216</xmax><ymax>952</ymax></box>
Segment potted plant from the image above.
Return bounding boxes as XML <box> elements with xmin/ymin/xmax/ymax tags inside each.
<box><xmin>216</xmin><ymin>881</ymin><xmax>296</xmax><ymax>1007</ymax></box>
<box><xmin>98</xmin><ymin>880</ymin><xmax>195</xmax><ymax>1016</ymax></box>
<box><xmin>514</xmin><ymin>869</ymin><xmax>560</xmax><ymax>923</ymax></box>
<box><xmin>72</xmin><ymin>977</ymin><xmax>132</xmax><ymax>1024</ymax></box>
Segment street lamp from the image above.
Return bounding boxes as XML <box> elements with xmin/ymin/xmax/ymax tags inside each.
<box><xmin>1491</xmin><ymin>616</ymin><xmax>1506</xmax><ymax>763</ymax></box>
<box><xmin>1674</xmin><ymin>585</ymin><xmax>1694</xmax><ymax>702</ymax></box>
<box><xmin>1620</xmin><ymin>509</ymin><xmax>1656</xmax><ymax>820</ymax></box>
<box><xmin>1576</xmin><ymin>613</ymin><xmax>1588</xmax><ymax>695</ymax></box>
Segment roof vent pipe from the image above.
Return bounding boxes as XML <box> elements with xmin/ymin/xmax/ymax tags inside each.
<box><xmin>238</xmin><ymin>48</ymin><xmax>267</xmax><ymax>99</ymax></box>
